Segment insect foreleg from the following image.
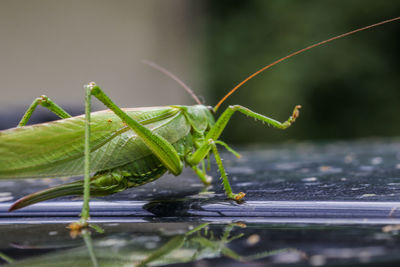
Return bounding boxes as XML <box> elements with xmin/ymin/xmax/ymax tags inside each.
<box><xmin>17</xmin><ymin>95</ymin><xmax>71</xmax><ymax>127</ymax></box>
<box><xmin>189</xmin><ymin>105</ymin><xmax>300</xmax><ymax>164</ymax></box>
<box><xmin>207</xmin><ymin>105</ymin><xmax>301</xmax><ymax>141</ymax></box>
<box><xmin>187</xmin><ymin>105</ymin><xmax>301</xmax><ymax>201</ymax></box>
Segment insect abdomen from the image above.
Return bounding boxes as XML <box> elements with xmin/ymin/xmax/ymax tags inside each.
<box><xmin>124</xmin><ymin>155</ymin><xmax>167</xmax><ymax>187</ymax></box>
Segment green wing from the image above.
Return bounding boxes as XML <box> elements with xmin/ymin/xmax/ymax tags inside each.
<box><xmin>0</xmin><ymin>106</ymin><xmax>190</xmax><ymax>179</ymax></box>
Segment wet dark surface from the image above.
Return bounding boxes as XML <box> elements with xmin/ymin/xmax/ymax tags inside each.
<box><xmin>3</xmin><ymin>222</ymin><xmax>400</xmax><ymax>267</ymax></box>
<box><xmin>2</xmin><ymin>139</ymin><xmax>400</xmax><ymax>265</ymax></box>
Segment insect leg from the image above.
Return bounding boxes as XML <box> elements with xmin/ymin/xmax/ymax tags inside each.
<box><xmin>214</xmin><ymin>140</ymin><xmax>241</xmax><ymax>158</ymax></box>
<box><xmin>188</xmin><ymin>105</ymin><xmax>300</xmax><ymax>201</ymax></box>
<box><xmin>191</xmin><ymin>141</ymin><xmax>239</xmax><ymax>185</ymax></box>
<box><xmin>82</xmin><ymin>231</ymin><xmax>99</xmax><ymax>266</ymax></box>
<box><xmin>86</xmin><ymin>82</ymin><xmax>183</xmax><ymax>176</ymax></box>
<box><xmin>192</xmin><ymin>165</ymin><xmax>212</xmax><ymax>185</ymax></box>
<box><xmin>80</xmin><ymin>85</ymin><xmax>92</xmax><ymax>224</ymax></box>
<box><xmin>188</xmin><ymin>105</ymin><xmax>300</xmax><ymax>165</ymax></box>
<box><xmin>209</xmin><ymin>140</ymin><xmax>245</xmax><ymax>201</ymax></box>
<box><xmin>17</xmin><ymin>95</ymin><xmax>71</xmax><ymax>127</ymax></box>
<box><xmin>206</xmin><ymin>105</ymin><xmax>301</xmax><ymax>141</ymax></box>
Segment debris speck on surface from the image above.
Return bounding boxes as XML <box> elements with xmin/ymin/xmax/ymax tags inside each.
<box><xmin>302</xmin><ymin>177</ymin><xmax>318</xmax><ymax>182</ymax></box>
<box><xmin>246</xmin><ymin>234</ymin><xmax>260</xmax><ymax>245</ymax></box>
<box><xmin>371</xmin><ymin>157</ymin><xmax>383</xmax><ymax>165</ymax></box>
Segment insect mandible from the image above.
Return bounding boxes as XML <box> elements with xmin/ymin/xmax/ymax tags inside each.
<box><xmin>1</xmin><ymin>17</ymin><xmax>399</xmax><ymax>227</ymax></box>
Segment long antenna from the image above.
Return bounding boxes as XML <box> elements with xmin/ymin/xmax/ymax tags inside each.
<box><xmin>142</xmin><ymin>60</ymin><xmax>202</xmax><ymax>105</ymax></box>
<box><xmin>214</xmin><ymin>16</ymin><xmax>400</xmax><ymax>112</ymax></box>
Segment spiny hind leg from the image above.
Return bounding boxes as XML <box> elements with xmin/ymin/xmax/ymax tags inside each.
<box><xmin>86</xmin><ymin>82</ymin><xmax>183</xmax><ymax>176</ymax></box>
<box><xmin>18</xmin><ymin>95</ymin><xmax>71</xmax><ymax>127</ymax></box>
<box><xmin>79</xmin><ymin>86</ymin><xmax>92</xmax><ymax>226</ymax></box>
<box><xmin>78</xmin><ymin>82</ymin><xmax>184</xmax><ymax>226</ymax></box>
<box><xmin>68</xmin><ymin>85</ymin><xmax>93</xmax><ymax>229</ymax></box>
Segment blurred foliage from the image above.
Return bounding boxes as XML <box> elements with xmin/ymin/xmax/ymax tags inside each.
<box><xmin>203</xmin><ymin>0</ymin><xmax>400</xmax><ymax>143</ymax></box>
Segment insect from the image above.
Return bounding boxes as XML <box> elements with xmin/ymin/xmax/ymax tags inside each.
<box><xmin>1</xmin><ymin>17</ymin><xmax>399</xmax><ymax>227</ymax></box>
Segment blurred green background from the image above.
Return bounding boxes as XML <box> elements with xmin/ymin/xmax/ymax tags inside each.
<box><xmin>204</xmin><ymin>0</ymin><xmax>400</xmax><ymax>143</ymax></box>
<box><xmin>0</xmin><ymin>0</ymin><xmax>399</xmax><ymax>144</ymax></box>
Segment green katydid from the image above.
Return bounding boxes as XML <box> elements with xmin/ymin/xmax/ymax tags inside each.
<box><xmin>1</xmin><ymin>17</ymin><xmax>399</xmax><ymax>227</ymax></box>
